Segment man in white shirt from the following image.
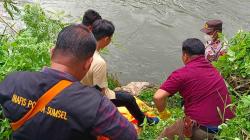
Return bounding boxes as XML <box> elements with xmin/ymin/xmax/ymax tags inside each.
<box><xmin>81</xmin><ymin>19</ymin><xmax>159</xmax><ymax>126</ymax></box>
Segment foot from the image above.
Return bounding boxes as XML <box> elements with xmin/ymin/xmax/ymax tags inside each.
<box><xmin>138</xmin><ymin>116</ymin><xmax>159</xmax><ymax>127</ymax></box>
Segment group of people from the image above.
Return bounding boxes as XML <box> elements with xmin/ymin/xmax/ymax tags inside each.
<box><xmin>0</xmin><ymin>9</ymin><xmax>235</xmax><ymax>140</ymax></box>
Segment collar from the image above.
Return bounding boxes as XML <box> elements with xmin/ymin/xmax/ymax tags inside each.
<box><xmin>186</xmin><ymin>55</ymin><xmax>206</xmax><ymax>65</ymax></box>
<box><xmin>41</xmin><ymin>67</ymin><xmax>78</xmax><ymax>82</ymax></box>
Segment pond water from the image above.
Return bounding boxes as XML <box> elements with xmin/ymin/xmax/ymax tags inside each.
<box><xmin>3</xmin><ymin>0</ymin><xmax>250</xmax><ymax>84</ymax></box>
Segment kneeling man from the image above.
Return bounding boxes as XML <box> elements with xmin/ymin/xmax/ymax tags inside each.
<box><xmin>154</xmin><ymin>38</ymin><xmax>235</xmax><ymax>140</ymax></box>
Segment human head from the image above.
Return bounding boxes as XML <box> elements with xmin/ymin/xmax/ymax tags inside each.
<box><xmin>51</xmin><ymin>24</ymin><xmax>97</xmax><ymax>80</ymax></box>
<box><xmin>82</xmin><ymin>9</ymin><xmax>102</xmax><ymax>31</ymax></box>
<box><xmin>92</xmin><ymin>19</ymin><xmax>115</xmax><ymax>50</ymax></box>
<box><xmin>182</xmin><ymin>38</ymin><xmax>205</xmax><ymax>64</ymax></box>
<box><xmin>201</xmin><ymin>20</ymin><xmax>223</xmax><ymax>41</ymax></box>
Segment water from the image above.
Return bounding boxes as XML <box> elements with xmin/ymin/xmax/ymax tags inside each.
<box><xmin>2</xmin><ymin>0</ymin><xmax>250</xmax><ymax>84</ymax></box>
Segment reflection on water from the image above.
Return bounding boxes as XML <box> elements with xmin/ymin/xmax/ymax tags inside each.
<box><xmin>2</xmin><ymin>0</ymin><xmax>250</xmax><ymax>84</ymax></box>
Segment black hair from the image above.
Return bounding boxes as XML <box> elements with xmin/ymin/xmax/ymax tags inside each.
<box><xmin>92</xmin><ymin>19</ymin><xmax>115</xmax><ymax>41</ymax></box>
<box><xmin>182</xmin><ymin>38</ymin><xmax>205</xmax><ymax>56</ymax></box>
<box><xmin>82</xmin><ymin>9</ymin><xmax>102</xmax><ymax>26</ymax></box>
<box><xmin>53</xmin><ymin>24</ymin><xmax>96</xmax><ymax>61</ymax></box>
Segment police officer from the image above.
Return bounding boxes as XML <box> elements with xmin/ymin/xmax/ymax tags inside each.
<box><xmin>0</xmin><ymin>24</ymin><xmax>137</xmax><ymax>140</ymax></box>
<box><xmin>201</xmin><ymin>19</ymin><xmax>227</xmax><ymax>62</ymax></box>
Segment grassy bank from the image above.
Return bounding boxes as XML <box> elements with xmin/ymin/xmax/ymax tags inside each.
<box><xmin>138</xmin><ymin>88</ymin><xmax>184</xmax><ymax>139</ymax></box>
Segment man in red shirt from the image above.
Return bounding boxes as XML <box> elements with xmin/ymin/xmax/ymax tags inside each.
<box><xmin>154</xmin><ymin>38</ymin><xmax>235</xmax><ymax>140</ymax></box>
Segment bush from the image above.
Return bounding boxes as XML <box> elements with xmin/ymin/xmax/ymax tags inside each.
<box><xmin>214</xmin><ymin>31</ymin><xmax>250</xmax><ymax>95</ymax></box>
<box><xmin>214</xmin><ymin>30</ymin><xmax>250</xmax><ymax>139</ymax></box>
<box><xmin>0</xmin><ymin>4</ymin><xmax>65</xmax><ymax>80</ymax></box>
<box><xmin>218</xmin><ymin>95</ymin><xmax>250</xmax><ymax>140</ymax></box>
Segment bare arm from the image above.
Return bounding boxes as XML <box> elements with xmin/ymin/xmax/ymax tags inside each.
<box><xmin>153</xmin><ymin>89</ymin><xmax>171</xmax><ymax>112</ymax></box>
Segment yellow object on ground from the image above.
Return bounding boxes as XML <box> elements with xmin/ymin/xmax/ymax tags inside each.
<box><xmin>98</xmin><ymin>97</ymin><xmax>154</xmax><ymax>140</ymax></box>
<box><xmin>117</xmin><ymin>97</ymin><xmax>156</xmax><ymax>123</ymax></box>
<box><xmin>159</xmin><ymin>109</ymin><xmax>171</xmax><ymax>120</ymax></box>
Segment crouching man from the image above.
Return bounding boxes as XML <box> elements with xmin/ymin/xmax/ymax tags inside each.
<box><xmin>0</xmin><ymin>24</ymin><xmax>137</xmax><ymax>140</ymax></box>
<box><xmin>154</xmin><ymin>38</ymin><xmax>235</xmax><ymax>140</ymax></box>
<box><xmin>81</xmin><ymin>19</ymin><xmax>159</xmax><ymax>127</ymax></box>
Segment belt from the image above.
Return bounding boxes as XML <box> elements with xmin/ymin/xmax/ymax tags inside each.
<box><xmin>199</xmin><ymin>125</ymin><xmax>218</xmax><ymax>134</ymax></box>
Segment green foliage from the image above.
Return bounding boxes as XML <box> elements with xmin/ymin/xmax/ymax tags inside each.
<box><xmin>138</xmin><ymin>88</ymin><xmax>184</xmax><ymax>139</ymax></box>
<box><xmin>214</xmin><ymin>31</ymin><xmax>250</xmax><ymax>79</ymax></box>
<box><xmin>2</xmin><ymin>0</ymin><xmax>20</xmax><ymax>19</ymax></box>
<box><xmin>22</xmin><ymin>4</ymin><xmax>65</xmax><ymax>43</ymax></box>
<box><xmin>107</xmin><ymin>73</ymin><xmax>121</xmax><ymax>90</ymax></box>
<box><xmin>138</xmin><ymin>88</ymin><xmax>156</xmax><ymax>105</ymax></box>
<box><xmin>138</xmin><ymin>88</ymin><xmax>183</xmax><ymax>109</ymax></box>
<box><xmin>205</xmin><ymin>31</ymin><xmax>250</xmax><ymax>139</ymax></box>
<box><xmin>139</xmin><ymin>108</ymin><xmax>184</xmax><ymax>140</ymax></box>
<box><xmin>0</xmin><ymin>107</ymin><xmax>11</xmax><ymax>140</ymax></box>
<box><xmin>218</xmin><ymin>95</ymin><xmax>250</xmax><ymax>140</ymax></box>
<box><xmin>0</xmin><ymin>33</ymin><xmax>52</xmax><ymax>80</ymax></box>
<box><xmin>0</xmin><ymin>4</ymin><xmax>65</xmax><ymax>80</ymax></box>
<box><xmin>214</xmin><ymin>31</ymin><xmax>250</xmax><ymax>95</ymax></box>
<box><xmin>167</xmin><ymin>94</ymin><xmax>183</xmax><ymax>108</ymax></box>
<box><xmin>0</xmin><ymin>118</ymin><xmax>11</xmax><ymax>140</ymax></box>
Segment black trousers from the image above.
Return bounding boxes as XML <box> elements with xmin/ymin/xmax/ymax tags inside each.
<box><xmin>111</xmin><ymin>91</ymin><xmax>145</xmax><ymax>124</ymax></box>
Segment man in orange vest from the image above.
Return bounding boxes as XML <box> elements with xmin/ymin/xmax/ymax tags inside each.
<box><xmin>0</xmin><ymin>24</ymin><xmax>137</xmax><ymax>140</ymax></box>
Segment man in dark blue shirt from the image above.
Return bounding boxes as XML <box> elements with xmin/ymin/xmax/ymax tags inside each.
<box><xmin>0</xmin><ymin>24</ymin><xmax>137</xmax><ymax>140</ymax></box>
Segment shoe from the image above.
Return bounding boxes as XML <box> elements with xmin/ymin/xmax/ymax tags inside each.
<box><xmin>138</xmin><ymin>116</ymin><xmax>160</xmax><ymax>127</ymax></box>
<box><xmin>147</xmin><ymin>116</ymin><xmax>160</xmax><ymax>126</ymax></box>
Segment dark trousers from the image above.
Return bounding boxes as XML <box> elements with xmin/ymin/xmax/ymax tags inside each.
<box><xmin>111</xmin><ymin>91</ymin><xmax>145</xmax><ymax>124</ymax></box>
<box><xmin>158</xmin><ymin>119</ymin><xmax>216</xmax><ymax>140</ymax></box>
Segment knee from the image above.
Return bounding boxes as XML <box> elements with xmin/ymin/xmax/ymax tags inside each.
<box><xmin>126</xmin><ymin>94</ymin><xmax>136</xmax><ymax>103</ymax></box>
<box><xmin>119</xmin><ymin>92</ymin><xmax>136</xmax><ymax>103</ymax></box>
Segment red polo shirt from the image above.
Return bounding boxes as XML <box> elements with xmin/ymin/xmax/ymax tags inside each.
<box><xmin>160</xmin><ymin>56</ymin><xmax>235</xmax><ymax>126</ymax></box>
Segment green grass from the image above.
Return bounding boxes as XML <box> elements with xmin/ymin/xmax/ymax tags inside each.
<box><xmin>138</xmin><ymin>107</ymin><xmax>184</xmax><ymax>140</ymax></box>
<box><xmin>138</xmin><ymin>88</ymin><xmax>184</xmax><ymax>140</ymax></box>
<box><xmin>107</xmin><ymin>73</ymin><xmax>121</xmax><ymax>90</ymax></box>
<box><xmin>0</xmin><ymin>109</ymin><xmax>11</xmax><ymax>140</ymax></box>
<box><xmin>138</xmin><ymin>88</ymin><xmax>156</xmax><ymax>105</ymax></box>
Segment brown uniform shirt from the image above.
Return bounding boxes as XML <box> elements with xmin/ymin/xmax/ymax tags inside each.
<box><xmin>205</xmin><ymin>41</ymin><xmax>227</xmax><ymax>62</ymax></box>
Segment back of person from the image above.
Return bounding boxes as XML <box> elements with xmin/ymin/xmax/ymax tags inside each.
<box><xmin>0</xmin><ymin>24</ymin><xmax>137</xmax><ymax>140</ymax></box>
<box><xmin>0</xmin><ymin>71</ymin><xmax>102</xmax><ymax>140</ymax></box>
<box><xmin>178</xmin><ymin>56</ymin><xmax>234</xmax><ymax>126</ymax></box>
